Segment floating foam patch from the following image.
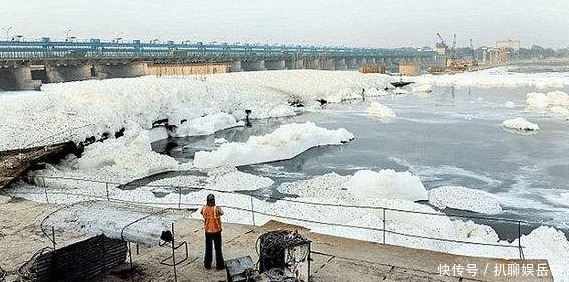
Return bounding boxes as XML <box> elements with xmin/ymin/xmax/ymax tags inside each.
<box><xmin>502</xmin><ymin>117</ymin><xmax>540</xmax><ymax>131</ymax></box>
<box><xmin>428</xmin><ymin>186</ymin><xmax>502</xmax><ymax>214</ymax></box>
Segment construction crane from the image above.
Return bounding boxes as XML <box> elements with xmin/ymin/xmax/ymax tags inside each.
<box><xmin>436</xmin><ymin>33</ymin><xmax>450</xmax><ymax>54</ymax></box>
<box><xmin>435</xmin><ymin>33</ymin><xmax>469</xmax><ymax>72</ymax></box>
<box><xmin>436</xmin><ymin>33</ymin><xmax>456</xmax><ymax>60</ymax></box>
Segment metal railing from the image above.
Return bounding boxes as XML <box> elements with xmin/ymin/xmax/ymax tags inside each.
<box><xmin>0</xmin><ymin>39</ymin><xmax>436</xmax><ymax>61</ymax></box>
<box><xmin>7</xmin><ymin>174</ymin><xmax>531</xmax><ymax>260</ymax></box>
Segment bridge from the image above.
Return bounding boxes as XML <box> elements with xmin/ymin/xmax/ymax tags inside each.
<box><xmin>0</xmin><ymin>37</ymin><xmax>442</xmax><ymax>91</ymax></box>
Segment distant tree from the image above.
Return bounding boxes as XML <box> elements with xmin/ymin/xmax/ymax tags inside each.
<box><xmin>519</xmin><ymin>45</ymin><xmax>555</xmax><ymax>59</ymax></box>
<box><xmin>555</xmin><ymin>48</ymin><xmax>569</xmax><ymax>57</ymax></box>
<box><xmin>518</xmin><ymin>47</ymin><xmax>532</xmax><ymax>59</ymax></box>
<box><xmin>544</xmin><ymin>48</ymin><xmax>555</xmax><ymax>58</ymax></box>
<box><xmin>498</xmin><ymin>45</ymin><xmax>568</xmax><ymax>60</ymax></box>
<box><xmin>530</xmin><ymin>45</ymin><xmax>545</xmax><ymax>52</ymax></box>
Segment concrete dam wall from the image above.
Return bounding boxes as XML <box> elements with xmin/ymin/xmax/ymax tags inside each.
<box><xmin>1</xmin><ymin>56</ymin><xmax>432</xmax><ymax>91</ymax></box>
<box><xmin>0</xmin><ymin>62</ymin><xmax>232</xmax><ymax>91</ymax></box>
<box><xmin>0</xmin><ymin>66</ymin><xmax>41</xmax><ymax>91</ymax></box>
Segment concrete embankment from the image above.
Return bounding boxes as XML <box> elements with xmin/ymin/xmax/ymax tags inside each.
<box><xmin>0</xmin><ymin>142</ymin><xmax>76</xmax><ymax>190</ymax></box>
<box><xmin>0</xmin><ymin>196</ymin><xmax>553</xmax><ymax>282</ymax></box>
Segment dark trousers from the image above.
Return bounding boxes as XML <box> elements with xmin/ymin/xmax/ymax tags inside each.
<box><xmin>204</xmin><ymin>231</ymin><xmax>224</xmax><ymax>269</ymax></box>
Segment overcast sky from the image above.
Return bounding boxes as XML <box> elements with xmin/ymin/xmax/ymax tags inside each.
<box><xmin>1</xmin><ymin>0</ymin><xmax>568</xmax><ymax>48</ymax></box>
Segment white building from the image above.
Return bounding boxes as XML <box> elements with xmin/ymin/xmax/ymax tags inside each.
<box><xmin>496</xmin><ymin>38</ymin><xmax>521</xmax><ymax>51</ymax></box>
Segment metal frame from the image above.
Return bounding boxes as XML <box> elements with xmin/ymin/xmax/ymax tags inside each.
<box><xmin>159</xmin><ymin>223</ymin><xmax>189</xmax><ymax>282</ymax></box>
<box><xmin>0</xmin><ymin>38</ymin><xmax>436</xmax><ymax>61</ymax></box>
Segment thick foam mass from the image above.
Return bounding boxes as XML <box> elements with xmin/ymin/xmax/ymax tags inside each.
<box><xmin>365</xmin><ymin>102</ymin><xmax>396</xmax><ymax>119</ymax></box>
<box><xmin>193</xmin><ymin>122</ymin><xmax>354</xmax><ymax>168</ymax></box>
<box><xmin>525</xmin><ymin>90</ymin><xmax>569</xmax><ymax>121</ymax></box>
<box><xmin>173</xmin><ymin>112</ymin><xmax>244</xmax><ymax>137</ymax></box>
<box><xmin>345</xmin><ymin>169</ymin><xmax>428</xmax><ymax>201</ymax></box>
<box><xmin>0</xmin><ymin>71</ymin><xmax>389</xmax><ymax>151</ymax></box>
<box><xmin>36</xmin><ymin>125</ymin><xmax>181</xmax><ymax>184</ymax></box>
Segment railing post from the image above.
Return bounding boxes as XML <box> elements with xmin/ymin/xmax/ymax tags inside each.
<box><xmin>178</xmin><ymin>187</ymin><xmax>181</xmax><ymax>209</ymax></box>
<box><xmin>171</xmin><ymin>222</ymin><xmax>178</xmax><ymax>282</ymax></box>
<box><xmin>43</xmin><ymin>176</ymin><xmax>49</xmax><ymax>203</ymax></box>
<box><xmin>128</xmin><ymin>242</ymin><xmax>134</xmax><ymax>282</ymax></box>
<box><xmin>518</xmin><ymin>221</ymin><xmax>524</xmax><ymax>260</ymax></box>
<box><xmin>382</xmin><ymin>208</ymin><xmax>386</xmax><ymax>244</ymax></box>
<box><xmin>51</xmin><ymin>226</ymin><xmax>56</xmax><ymax>250</ymax></box>
<box><xmin>250</xmin><ymin>196</ymin><xmax>256</xmax><ymax>226</ymax></box>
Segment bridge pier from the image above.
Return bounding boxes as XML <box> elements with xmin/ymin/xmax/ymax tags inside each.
<box><xmin>94</xmin><ymin>62</ymin><xmax>147</xmax><ymax>79</ymax></box>
<box><xmin>334</xmin><ymin>59</ymin><xmax>348</xmax><ymax>70</ymax></box>
<box><xmin>322</xmin><ymin>59</ymin><xmax>335</xmax><ymax>70</ymax></box>
<box><xmin>265</xmin><ymin>60</ymin><xmax>286</xmax><ymax>70</ymax></box>
<box><xmin>285</xmin><ymin>59</ymin><xmax>303</xmax><ymax>70</ymax></box>
<box><xmin>229</xmin><ymin>61</ymin><xmax>243</xmax><ymax>72</ymax></box>
<box><xmin>422</xmin><ymin>55</ymin><xmax>441</xmax><ymax>70</ymax></box>
<box><xmin>45</xmin><ymin>64</ymin><xmax>92</xmax><ymax>83</ymax></box>
<box><xmin>385</xmin><ymin>58</ymin><xmax>398</xmax><ymax>73</ymax></box>
<box><xmin>241</xmin><ymin>60</ymin><xmax>266</xmax><ymax>71</ymax></box>
<box><xmin>305</xmin><ymin>58</ymin><xmax>335</xmax><ymax>70</ymax></box>
<box><xmin>0</xmin><ymin>66</ymin><xmax>41</xmax><ymax>91</ymax></box>
<box><xmin>346</xmin><ymin>58</ymin><xmax>358</xmax><ymax>70</ymax></box>
<box><xmin>304</xmin><ymin>59</ymin><xmax>317</xmax><ymax>69</ymax></box>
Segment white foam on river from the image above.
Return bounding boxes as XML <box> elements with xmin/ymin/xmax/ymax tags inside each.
<box><xmin>3</xmin><ymin>69</ymin><xmax>569</xmax><ymax>280</ymax></box>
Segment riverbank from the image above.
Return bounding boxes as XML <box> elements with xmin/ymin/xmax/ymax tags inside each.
<box><xmin>0</xmin><ymin>195</ymin><xmax>553</xmax><ymax>281</ymax></box>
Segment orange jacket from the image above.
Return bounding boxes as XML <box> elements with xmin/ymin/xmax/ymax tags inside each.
<box><xmin>201</xmin><ymin>205</ymin><xmax>223</xmax><ymax>233</ymax></box>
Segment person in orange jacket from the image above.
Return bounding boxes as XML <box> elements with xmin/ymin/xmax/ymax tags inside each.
<box><xmin>201</xmin><ymin>193</ymin><xmax>225</xmax><ymax>270</ymax></box>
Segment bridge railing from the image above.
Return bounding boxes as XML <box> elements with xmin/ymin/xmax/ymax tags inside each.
<box><xmin>0</xmin><ymin>39</ymin><xmax>436</xmax><ymax>61</ymax></box>
<box><xmin>9</xmin><ymin>174</ymin><xmax>528</xmax><ymax>260</ymax></box>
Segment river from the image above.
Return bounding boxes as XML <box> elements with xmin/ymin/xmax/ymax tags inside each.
<box><xmin>154</xmin><ymin>64</ymin><xmax>569</xmax><ymax>235</ymax></box>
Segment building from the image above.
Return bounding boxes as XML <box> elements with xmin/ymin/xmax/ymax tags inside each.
<box><xmin>496</xmin><ymin>38</ymin><xmax>521</xmax><ymax>52</ymax></box>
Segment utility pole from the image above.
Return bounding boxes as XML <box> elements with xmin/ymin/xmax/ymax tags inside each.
<box><xmin>64</xmin><ymin>29</ymin><xmax>71</xmax><ymax>41</ymax></box>
<box><xmin>2</xmin><ymin>27</ymin><xmax>13</xmax><ymax>41</ymax></box>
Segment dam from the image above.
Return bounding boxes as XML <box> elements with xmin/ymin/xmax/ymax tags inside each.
<box><xmin>0</xmin><ymin>38</ymin><xmax>442</xmax><ymax>91</ymax></box>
